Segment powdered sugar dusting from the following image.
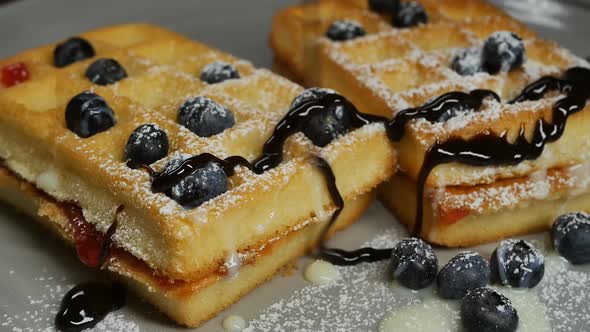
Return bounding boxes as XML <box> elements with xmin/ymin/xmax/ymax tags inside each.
<box><xmin>244</xmin><ymin>223</ymin><xmax>408</xmax><ymax>332</ymax></box>
<box><xmin>320</xmin><ymin>7</ymin><xmax>584</xmax><ymax>156</ymax></box>
<box><xmin>540</xmin><ymin>255</ymin><xmax>590</xmax><ymax>331</ymax></box>
<box><xmin>434</xmin><ymin>166</ymin><xmax>584</xmax><ymax>216</ymax></box>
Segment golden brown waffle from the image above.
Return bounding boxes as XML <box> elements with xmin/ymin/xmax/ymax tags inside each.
<box><xmin>0</xmin><ymin>23</ymin><xmax>395</xmax><ymax>326</ymax></box>
<box><xmin>0</xmin><ymin>164</ymin><xmax>374</xmax><ymax>326</ymax></box>
<box><xmin>271</xmin><ymin>0</ymin><xmax>590</xmax><ymax>245</ymax></box>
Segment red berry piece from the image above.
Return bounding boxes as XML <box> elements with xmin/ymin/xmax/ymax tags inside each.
<box><xmin>1</xmin><ymin>62</ymin><xmax>30</xmax><ymax>87</ymax></box>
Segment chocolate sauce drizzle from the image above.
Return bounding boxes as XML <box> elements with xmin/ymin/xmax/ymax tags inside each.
<box><xmin>387</xmin><ymin>90</ymin><xmax>500</xmax><ymax>141</ymax></box>
<box><xmin>55</xmin><ymin>282</ymin><xmax>125</xmax><ymax>332</ymax></box>
<box><xmin>98</xmin><ymin>205</ymin><xmax>124</xmax><ymax>267</ymax></box>
<box><xmin>147</xmin><ymin>93</ymin><xmax>392</xmax><ymax>265</ymax></box>
<box><xmin>413</xmin><ymin>67</ymin><xmax>590</xmax><ymax>236</ymax></box>
<box><xmin>149</xmin><ymin>153</ymin><xmax>252</xmax><ymax>193</ymax></box>
<box><xmin>50</xmin><ymin>66</ymin><xmax>586</xmax><ymax>332</ymax></box>
<box><xmin>252</xmin><ymin>94</ymin><xmax>388</xmax><ymax>174</ymax></box>
<box><xmin>316</xmin><ymin>157</ymin><xmax>393</xmax><ymax>265</ymax></box>
<box><xmin>146</xmin><ymin>66</ymin><xmax>589</xmax><ymax>267</ymax></box>
<box><xmin>315</xmin><ymin>90</ymin><xmax>501</xmax><ymax>264</ymax></box>
<box><xmin>148</xmin><ymin>93</ymin><xmax>387</xmax><ymax>197</ymax></box>
<box><xmin>54</xmin><ymin>205</ymin><xmax>124</xmax><ymax>331</ymax></box>
<box><xmin>44</xmin><ymin>63</ymin><xmax>590</xmax><ymax>331</ymax></box>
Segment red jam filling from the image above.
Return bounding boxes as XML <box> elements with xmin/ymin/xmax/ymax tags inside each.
<box><xmin>62</xmin><ymin>203</ymin><xmax>119</xmax><ymax>268</ymax></box>
<box><xmin>439</xmin><ymin>208</ymin><xmax>470</xmax><ymax>226</ymax></box>
<box><xmin>1</xmin><ymin>62</ymin><xmax>29</xmax><ymax>87</ymax></box>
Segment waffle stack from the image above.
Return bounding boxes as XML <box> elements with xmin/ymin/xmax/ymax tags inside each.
<box><xmin>0</xmin><ymin>24</ymin><xmax>395</xmax><ymax>326</ymax></box>
<box><xmin>271</xmin><ymin>0</ymin><xmax>590</xmax><ymax>246</ymax></box>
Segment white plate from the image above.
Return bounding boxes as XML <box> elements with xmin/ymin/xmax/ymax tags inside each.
<box><xmin>1</xmin><ymin>0</ymin><xmax>589</xmax><ymax>331</ymax></box>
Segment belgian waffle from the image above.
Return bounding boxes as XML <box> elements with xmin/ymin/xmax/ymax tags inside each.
<box><xmin>0</xmin><ymin>24</ymin><xmax>395</xmax><ymax>326</ymax></box>
<box><xmin>271</xmin><ymin>0</ymin><xmax>590</xmax><ymax>246</ymax></box>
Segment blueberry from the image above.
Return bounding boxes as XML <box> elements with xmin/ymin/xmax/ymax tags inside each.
<box><xmin>65</xmin><ymin>91</ymin><xmax>116</xmax><ymax>138</ymax></box>
<box><xmin>392</xmin><ymin>1</ymin><xmax>428</xmax><ymax>28</ymax></box>
<box><xmin>389</xmin><ymin>238</ymin><xmax>438</xmax><ymax>289</ymax></box>
<box><xmin>461</xmin><ymin>287</ymin><xmax>518</xmax><ymax>332</ymax></box>
<box><xmin>326</xmin><ymin>20</ymin><xmax>366</xmax><ymax>41</ymax></box>
<box><xmin>490</xmin><ymin>239</ymin><xmax>544</xmax><ymax>288</ymax></box>
<box><xmin>482</xmin><ymin>31</ymin><xmax>526</xmax><ymax>75</ymax></box>
<box><xmin>290</xmin><ymin>88</ymin><xmax>353</xmax><ymax>147</ymax></box>
<box><xmin>124</xmin><ymin>124</ymin><xmax>169</xmax><ymax>169</ymax></box>
<box><xmin>302</xmin><ymin>102</ymin><xmax>353</xmax><ymax>147</ymax></box>
<box><xmin>368</xmin><ymin>0</ymin><xmax>400</xmax><ymax>13</ymax></box>
<box><xmin>164</xmin><ymin>157</ymin><xmax>228</xmax><ymax>208</ymax></box>
<box><xmin>290</xmin><ymin>87</ymin><xmax>337</xmax><ymax>110</ymax></box>
<box><xmin>551</xmin><ymin>212</ymin><xmax>590</xmax><ymax>265</ymax></box>
<box><xmin>451</xmin><ymin>47</ymin><xmax>483</xmax><ymax>76</ymax></box>
<box><xmin>177</xmin><ymin>97</ymin><xmax>235</xmax><ymax>137</ymax></box>
<box><xmin>200</xmin><ymin>61</ymin><xmax>240</xmax><ymax>84</ymax></box>
<box><xmin>437</xmin><ymin>251</ymin><xmax>490</xmax><ymax>300</ymax></box>
<box><xmin>85</xmin><ymin>58</ymin><xmax>128</xmax><ymax>86</ymax></box>
<box><xmin>54</xmin><ymin>37</ymin><xmax>95</xmax><ymax>68</ymax></box>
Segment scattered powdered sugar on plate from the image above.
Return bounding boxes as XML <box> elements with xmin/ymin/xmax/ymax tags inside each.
<box><xmin>2</xmin><ymin>220</ymin><xmax>590</xmax><ymax>332</ymax></box>
<box><xmin>540</xmin><ymin>255</ymin><xmax>590</xmax><ymax>331</ymax></box>
<box><xmin>245</xmin><ymin>222</ymin><xmax>590</xmax><ymax>332</ymax></box>
<box><xmin>244</xmin><ymin>223</ymin><xmax>410</xmax><ymax>332</ymax></box>
<box><xmin>1</xmin><ymin>269</ymin><xmax>139</xmax><ymax>332</ymax></box>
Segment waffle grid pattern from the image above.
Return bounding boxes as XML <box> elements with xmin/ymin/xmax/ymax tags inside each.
<box><xmin>0</xmin><ymin>24</ymin><xmax>312</xmax><ymax>224</ymax></box>
<box><xmin>271</xmin><ymin>0</ymin><xmax>590</xmax><ymax>246</ymax></box>
<box><xmin>273</xmin><ymin>0</ymin><xmax>590</xmax><ymax>186</ymax></box>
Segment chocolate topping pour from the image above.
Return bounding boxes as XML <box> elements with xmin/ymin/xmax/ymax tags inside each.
<box><xmin>252</xmin><ymin>94</ymin><xmax>388</xmax><ymax>174</ymax></box>
<box><xmin>315</xmin><ymin>157</ymin><xmax>392</xmax><ymax>265</ymax></box>
<box><xmin>55</xmin><ymin>205</ymin><xmax>124</xmax><ymax>330</ymax></box>
<box><xmin>150</xmin><ymin>153</ymin><xmax>252</xmax><ymax>193</ymax></box>
<box><xmin>55</xmin><ymin>282</ymin><xmax>125</xmax><ymax>332</ymax></box>
<box><xmin>146</xmin><ymin>93</ymin><xmax>392</xmax><ymax>265</ymax></box>
<box><xmin>316</xmin><ymin>91</ymin><xmax>499</xmax><ymax>265</ymax></box>
<box><xmin>45</xmin><ymin>57</ymin><xmax>588</xmax><ymax>332</ymax></box>
<box><xmin>58</xmin><ymin>64</ymin><xmax>588</xmax><ymax>332</ymax></box>
<box><xmin>146</xmin><ymin>66</ymin><xmax>589</xmax><ymax>267</ymax></box>
<box><xmin>148</xmin><ymin>93</ymin><xmax>385</xmax><ymax>194</ymax></box>
<box><xmin>99</xmin><ymin>205</ymin><xmax>124</xmax><ymax>267</ymax></box>
<box><xmin>413</xmin><ymin>67</ymin><xmax>590</xmax><ymax>236</ymax></box>
<box><xmin>388</xmin><ymin>89</ymin><xmax>500</xmax><ymax>141</ymax></box>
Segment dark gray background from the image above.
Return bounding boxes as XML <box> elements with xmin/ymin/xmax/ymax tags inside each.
<box><xmin>0</xmin><ymin>0</ymin><xmax>295</xmax><ymax>67</ymax></box>
<box><xmin>0</xmin><ymin>0</ymin><xmax>588</xmax><ymax>68</ymax></box>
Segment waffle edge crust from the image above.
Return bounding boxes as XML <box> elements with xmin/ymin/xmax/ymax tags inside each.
<box><xmin>0</xmin><ymin>23</ymin><xmax>396</xmax><ymax>326</ymax></box>
<box><xmin>270</xmin><ymin>0</ymin><xmax>590</xmax><ymax>246</ymax></box>
<box><xmin>0</xmin><ymin>166</ymin><xmax>374</xmax><ymax>327</ymax></box>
